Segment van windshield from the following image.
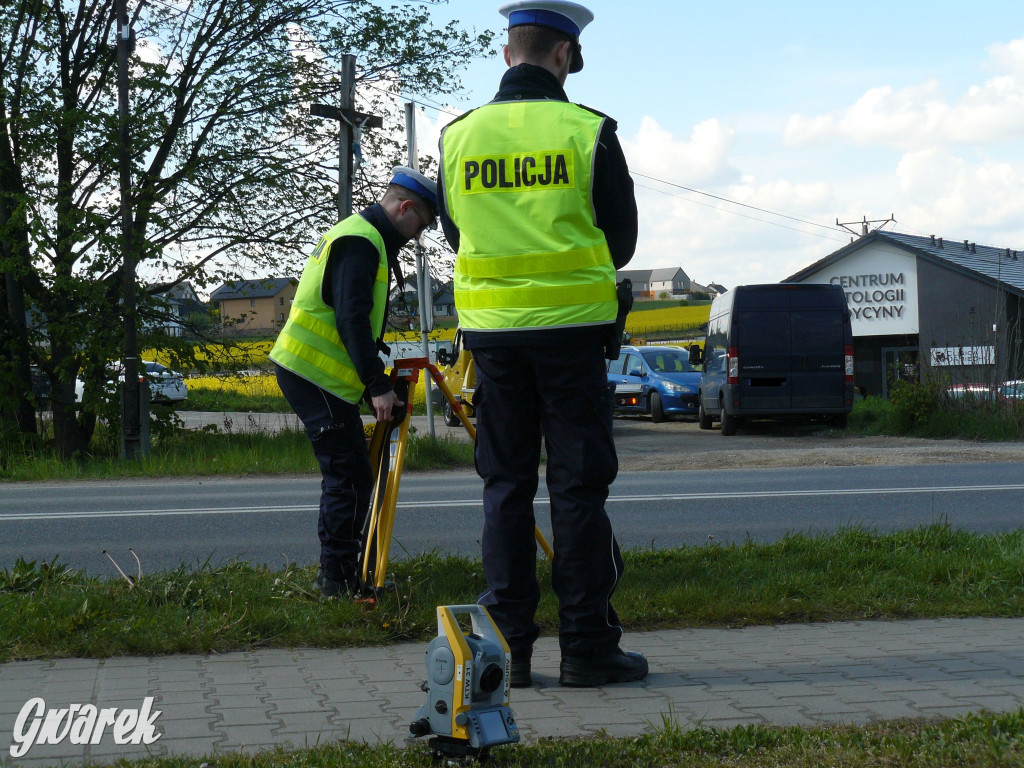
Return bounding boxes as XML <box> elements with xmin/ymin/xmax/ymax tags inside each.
<box><xmin>640</xmin><ymin>348</ymin><xmax>699</xmax><ymax>373</ymax></box>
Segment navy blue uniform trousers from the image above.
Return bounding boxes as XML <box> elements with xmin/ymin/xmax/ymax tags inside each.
<box><xmin>275</xmin><ymin>364</ymin><xmax>372</xmax><ymax>581</ymax></box>
<box><xmin>472</xmin><ymin>341</ymin><xmax>625</xmax><ymax>660</ymax></box>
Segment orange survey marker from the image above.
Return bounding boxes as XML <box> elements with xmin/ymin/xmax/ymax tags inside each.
<box><xmin>359</xmin><ymin>357</ymin><xmax>553</xmax><ymax>592</ymax></box>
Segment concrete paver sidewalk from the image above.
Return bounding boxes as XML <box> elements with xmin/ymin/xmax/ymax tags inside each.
<box><xmin>3</xmin><ymin>617</ymin><xmax>1024</xmax><ymax>767</ymax></box>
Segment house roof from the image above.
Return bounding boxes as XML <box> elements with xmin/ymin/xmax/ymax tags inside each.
<box><xmin>617</xmin><ymin>269</ymin><xmax>654</xmax><ymax>284</ymax></box>
<box><xmin>786</xmin><ymin>231</ymin><xmax>1024</xmax><ymax>297</ymax></box>
<box><xmin>649</xmin><ymin>267</ymin><xmax>689</xmax><ymax>282</ymax></box>
<box><xmin>210</xmin><ymin>278</ymin><xmax>297</xmax><ymax>300</ymax></box>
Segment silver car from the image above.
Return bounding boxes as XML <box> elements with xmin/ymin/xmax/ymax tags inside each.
<box><xmin>75</xmin><ymin>361</ymin><xmax>188</xmax><ymax>404</ymax></box>
<box><xmin>135</xmin><ymin>361</ymin><xmax>189</xmax><ymax>403</ymax></box>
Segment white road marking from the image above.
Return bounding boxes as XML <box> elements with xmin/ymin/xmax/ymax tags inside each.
<box><xmin>2</xmin><ymin>484</ymin><xmax>1023</xmax><ymax>522</ymax></box>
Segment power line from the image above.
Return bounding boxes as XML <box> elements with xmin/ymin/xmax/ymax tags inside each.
<box><xmin>632</xmin><ymin>180</ymin><xmax>848</xmax><ymax>244</ymax></box>
<box><xmin>631</xmin><ymin>171</ymin><xmax>844</xmax><ymax>234</ymax></box>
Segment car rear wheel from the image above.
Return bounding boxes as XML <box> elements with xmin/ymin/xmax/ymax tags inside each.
<box><xmin>649</xmin><ymin>391</ymin><xmax>667</xmax><ymax>423</ymax></box>
<box><xmin>698</xmin><ymin>401</ymin><xmax>713</xmax><ymax>430</ymax></box>
<box><xmin>720</xmin><ymin>398</ymin><xmax>739</xmax><ymax>436</ymax></box>
<box><xmin>443</xmin><ymin>401</ymin><xmax>461</xmax><ymax>427</ymax></box>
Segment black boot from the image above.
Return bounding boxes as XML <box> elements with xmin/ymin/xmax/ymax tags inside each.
<box><xmin>559</xmin><ymin>648</ymin><xmax>648</xmax><ymax>687</ymax></box>
<box><xmin>509</xmin><ymin>657</ymin><xmax>532</xmax><ymax>688</ymax></box>
<box><xmin>314</xmin><ymin>568</ymin><xmax>358</xmax><ymax>598</ymax></box>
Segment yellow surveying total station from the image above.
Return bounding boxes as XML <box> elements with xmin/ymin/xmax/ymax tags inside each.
<box><xmin>440</xmin><ymin>99</ymin><xmax>617</xmax><ymax>331</ymax></box>
<box><xmin>269</xmin><ymin>216</ymin><xmax>388</xmax><ymax>404</ymax></box>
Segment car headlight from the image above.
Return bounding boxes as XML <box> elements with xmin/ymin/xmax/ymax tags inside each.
<box><xmin>663</xmin><ymin>382</ymin><xmax>694</xmax><ymax>394</ymax></box>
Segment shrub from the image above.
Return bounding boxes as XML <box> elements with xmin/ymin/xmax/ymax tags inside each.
<box><xmin>888</xmin><ymin>379</ymin><xmax>942</xmax><ymax>431</ymax></box>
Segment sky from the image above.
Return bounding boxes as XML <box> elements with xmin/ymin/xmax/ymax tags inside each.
<box><xmin>404</xmin><ymin>0</ymin><xmax>1024</xmax><ymax>292</ymax></box>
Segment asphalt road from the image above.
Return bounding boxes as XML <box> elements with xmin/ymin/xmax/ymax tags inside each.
<box><xmin>2</xmin><ymin>461</ymin><xmax>1023</xmax><ymax>577</ymax></box>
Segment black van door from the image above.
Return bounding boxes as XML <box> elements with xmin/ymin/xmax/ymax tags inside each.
<box><xmin>735</xmin><ymin>308</ymin><xmax>792</xmax><ymax>411</ymax></box>
<box><xmin>790</xmin><ymin>308</ymin><xmax>846</xmax><ymax>410</ymax></box>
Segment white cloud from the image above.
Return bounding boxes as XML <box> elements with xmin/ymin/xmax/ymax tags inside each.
<box><xmin>990</xmin><ymin>38</ymin><xmax>1024</xmax><ymax>76</ymax></box>
<box><xmin>896</xmin><ymin>147</ymin><xmax>1024</xmax><ymax>236</ymax></box>
<box><xmin>622</xmin><ymin>116</ymin><xmax>736</xmax><ymax>185</ymax></box>
<box><xmin>783</xmin><ymin>36</ymin><xmax>1024</xmax><ymax>149</ymax></box>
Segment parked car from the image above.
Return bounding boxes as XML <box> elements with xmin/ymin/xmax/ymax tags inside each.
<box><xmin>606</xmin><ymin>375</ymin><xmax>645</xmax><ymax>415</ymax></box>
<box><xmin>606</xmin><ymin>345</ymin><xmax>701</xmax><ymax>422</ymax></box>
<box><xmin>75</xmin><ymin>361</ymin><xmax>188</xmax><ymax>404</ymax></box>
<box><xmin>138</xmin><ymin>361</ymin><xmax>189</xmax><ymax>402</ymax></box>
<box><xmin>1000</xmin><ymin>380</ymin><xmax>1024</xmax><ymax>402</ymax></box>
<box><xmin>945</xmin><ymin>384</ymin><xmax>1008</xmax><ymax>405</ymax></box>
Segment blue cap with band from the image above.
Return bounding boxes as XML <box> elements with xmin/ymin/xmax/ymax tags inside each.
<box><xmin>499</xmin><ymin>1</ymin><xmax>593</xmax><ymax>73</ymax></box>
<box><xmin>389</xmin><ymin>166</ymin><xmax>438</xmax><ymax>218</ymax></box>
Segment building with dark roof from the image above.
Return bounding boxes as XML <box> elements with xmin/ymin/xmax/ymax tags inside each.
<box><xmin>786</xmin><ymin>231</ymin><xmax>1023</xmax><ymax>398</ymax></box>
<box><xmin>210</xmin><ymin>278</ymin><xmax>298</xmax><ymax>335</ymax></box>
<box><xmin>616</xmin><ymin>267</ymin><xmax>722</xmax><ymax>299</ymax></box>
<box><xmin>148</xmin><ymin>281</ymin><xmax>205</xmax><ymax>337</ymax></box>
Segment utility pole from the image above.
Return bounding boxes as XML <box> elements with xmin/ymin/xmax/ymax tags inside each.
<box><xmin>405</xmin><ymin>102</ymin><xmax>435</xmax><ymax>437</ymax></box>
<box><xmin>836</xmin><ymin>214</ymin><xmax>896</xmax><ymax>238</ymax></box>
<box><xmin>116</xmin><ymin>0</ymin><xmax>146</xmax><ymax>459</ymax></box>
<box><xmin>310</xmin><ymin>55</ymin><xmax>382</xmax><ymax>220</ymax></box>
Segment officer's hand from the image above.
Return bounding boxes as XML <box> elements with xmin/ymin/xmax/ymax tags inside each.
<box><xmin>371</xmin><ymin>390</ymin><xmax>404</xmax><ymax>422</ymax></box>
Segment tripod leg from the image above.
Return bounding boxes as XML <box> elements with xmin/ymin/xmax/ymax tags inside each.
<box><xmin>360</xmin><ymin>419</ymin><xmax>392</xmax><ymax>589</ymax></box>
<box><xmin>370</xmin><ymin>375</ymin><xmax>416</xmax><ymax>588</ymax></box>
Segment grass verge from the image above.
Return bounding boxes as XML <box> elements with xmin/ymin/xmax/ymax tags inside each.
<box><xmin>3</xmin><ymin>524</ymin><xmax>1024</xmax><ymax>663</ymax></box>
<box><xmin>23</xmin><ymin>710</ymin><xmax>1024</xmax><ymax>768</ymax></box>
<box><xmin>0</xmin><ymin>428</ymin><xmax>473</xmax><ymax>481</ymax></box>
<box><xmin>848</xmin><ymin>392</ymin><xmax>1024</xmax><ymax>441</ymax></box>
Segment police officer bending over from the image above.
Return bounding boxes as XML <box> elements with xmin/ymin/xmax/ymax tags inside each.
<box><xmin>271</xmin><ymin>168</ymin><xmax>438</xmax><ymax>598</ymax></box>
<box><xmin>437</xmin><ymin>1</ymin><xmax>644</xmax><ymax>687</ymax></box>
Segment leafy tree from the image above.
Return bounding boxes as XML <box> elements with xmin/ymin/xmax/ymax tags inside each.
<box><xmin>0</xmin><ymin>0</ymin><xmax>493</xmax><ymax>457</ymax></box>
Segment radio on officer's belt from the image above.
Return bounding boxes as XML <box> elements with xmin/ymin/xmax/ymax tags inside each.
<box><xmin>409</xmin><ymin>604</ymin><xmax>520</xmax><ymax>760</ymax></box>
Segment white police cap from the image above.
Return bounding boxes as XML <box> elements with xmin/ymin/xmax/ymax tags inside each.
<box><xmin>389</xmin><ymin>166</ymin><xmax>438</xmax><ymax>218</ymax></box>
<box><xmin>499</xmin><ymin>1</ymin><xmax>593</xmax><ymax>72</ymax></box>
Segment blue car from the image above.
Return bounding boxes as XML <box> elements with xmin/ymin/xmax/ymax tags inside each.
<box><xmin>606</xmin><ymin>345</ymin><xmax>701</xmax><ymax>422</ymax></box>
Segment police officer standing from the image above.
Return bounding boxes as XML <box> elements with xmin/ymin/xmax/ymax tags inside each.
<box><xmin>271</xmin><ymin>167</ymin><xmax>438</xmax><ymax>598</ymax></box>
<box><xmin>437</xmin><ymin>2</ymin><xmax>645</xmax><ymax>686</ymax></box>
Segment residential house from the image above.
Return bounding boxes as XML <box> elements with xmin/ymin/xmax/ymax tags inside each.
<box><xmin>389</xmin><ymin>279</ymin><xmax>457</xmax><ymax>321</ymax></box>
<box><xmin>148</xmin><ymin>281</ymin><xmax>206</xmax><ymax>337</ymax></box>
<box><xmin>210</xmin><ymin>278</ymin><xmax>298</xmax><ymax>335</ymax></box>
<box><xmin>616</xmin><ymin>267</ymin><xmax>695</xmax><ymax>299</ymax></box>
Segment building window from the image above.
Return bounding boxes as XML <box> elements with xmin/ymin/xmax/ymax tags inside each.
<box><xmin>279</xmin><ymin>313</ymin><xmax>285</xmax><ymax>322</ymax></box>
<box><xmin>250</xmin><ymin>299</ymin><xmax>256</xmax><ymax>307</ymax></box>
<box><xmin>279</xmin><ymin>297</ymin><xmax>284</xmax><ymax>306</ymax></box>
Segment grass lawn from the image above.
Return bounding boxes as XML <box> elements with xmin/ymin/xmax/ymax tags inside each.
<box><xmin>4</xmin><ymin>524</ymin><xmax>1024</xmax><ymax>663</ymax></box>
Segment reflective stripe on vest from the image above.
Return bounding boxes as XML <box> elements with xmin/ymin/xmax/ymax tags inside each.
<box><xmin>441</xmin><ymin>100</ymin><xmax>617</xmax><ymax>331</ymax></box>
<box><xmin>270</xmin><ymin>215</ymin><xmax>388</xmax><ymax>403</ymax></box>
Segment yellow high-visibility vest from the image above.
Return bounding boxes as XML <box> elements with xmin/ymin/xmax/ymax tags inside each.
<box><xmin>270</xmin><ymin>215</ymin><xmax>388</xmax><ymax>403</ymax></box>
<box><xmin>441</xmin><ymin>99</ymin><xmax>616</xmax><ymax>331</ymax></box>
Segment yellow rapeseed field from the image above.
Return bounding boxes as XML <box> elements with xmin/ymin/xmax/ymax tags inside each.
<box><xmin>142</xmin><ymin>341</ymin><xmax>276</xmax><ymax>369</ymax></box>
<box><xmin>187</xmin><ymin>371</ymin><xmax>433</xmax><ymax>409</ymax></box>
<box><xmin>187</xmin><ymin>373</ymin><xmax>284</xmax><ymax>397</ymax></box>
<box><xmin>625</xmin><ymin>304</ymin><xmax>709</xmax><ymax>333</ymax></box>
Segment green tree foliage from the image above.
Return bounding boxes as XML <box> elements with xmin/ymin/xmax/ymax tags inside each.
<box><xmin>0</xmin><ymin>0</ymin><xmax>493</xmax><ymax>457</ymax></box>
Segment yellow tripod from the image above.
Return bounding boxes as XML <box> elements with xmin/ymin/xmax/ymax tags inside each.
<box><xmin>359</xmin><ymin>357</ymin><xmax>554</xmax><ymax>592</ymax></box>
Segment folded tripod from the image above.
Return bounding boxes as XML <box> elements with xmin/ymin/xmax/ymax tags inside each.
<box><xmin>359</xmin><ymin>357</ymin><xmax>553</xmax><ymax>592</ymax></box>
